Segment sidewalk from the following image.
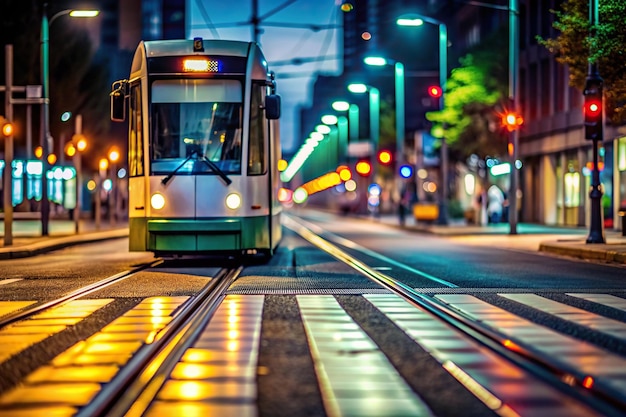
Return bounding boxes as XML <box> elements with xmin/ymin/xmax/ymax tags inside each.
<box><xmin>1</xmin><ymin>214</ymin><xmax>625</xmax><ymax>265</ymax></box>
<box><xmin>369</xmin><ymin>213</ymin><xmax>626</xmax><ymax>265</ymax></box>
<box><xmin>0</xmin><ymin>219</ymin><xmax>128</xmax><ymax>259</ymax></box>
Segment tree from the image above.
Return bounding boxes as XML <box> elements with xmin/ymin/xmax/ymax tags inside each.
<box><xmin>538</xmin><ymin>0</ymin><xmax>626</xmax><ymax>124</ymax></box>
<box><xmin>425</xmin><ymin>28</ymin><xmax>509</xmax><ymax>162</ymax></box>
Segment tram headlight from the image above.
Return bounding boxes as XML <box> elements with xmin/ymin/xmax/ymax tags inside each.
<box><xmin>151</xmin><ymin>193</ymin><xmax>166</xmax><ymax>210</ymax></box>
<box><xmin>225</xmin><ymin>193</ymin><xmax>242</xmax><ymax>210</ymax></box>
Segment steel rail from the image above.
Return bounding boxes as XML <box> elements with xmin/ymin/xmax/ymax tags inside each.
<box><xmin>0</xmin><ymin>259</ymin><xmax>163</xmax><ymax>328</ymax></box>
<box><xmin>283</xmin><ymin>215</ymin><xmax>626</xmax><ymax>416</ymax></box>
<box><xmin>76</xmin><ymin>266</ymin><xmax>243</xmax><ymax>417</ymax></box>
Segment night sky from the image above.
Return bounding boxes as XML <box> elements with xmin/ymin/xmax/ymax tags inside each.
<box><xmin>189</xmin><ymin>0</ymin><xmax>342</xmax><ymax>153</ymax></box>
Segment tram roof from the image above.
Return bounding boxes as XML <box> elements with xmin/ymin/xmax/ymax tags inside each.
<box><xmin>131</xmin><ymin>39</ymin><xmax>270</xmax><ymax>80</ymax></box>
<box><xmin>143</xmin><ymin>39</ymin><xmax>258</xmax><ymax>58</ymax></box>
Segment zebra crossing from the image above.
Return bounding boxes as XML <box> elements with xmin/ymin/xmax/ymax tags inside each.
<box><xmin>0</xmin><ymin>291</ymin><xmax>625</xmax><ymax>416</ymax></box>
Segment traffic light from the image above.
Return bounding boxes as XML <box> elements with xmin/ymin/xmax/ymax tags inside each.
<box><xmin>502</xmin><ymin>111</ymin><xmax>523</xmax><ymax>132</ymax></box>
<box><xmin>583</xmin><ymin>76</ymin><xmax>603</xmax><ymax>141</ymax></box>
<box><xmin>377</xmin><ymin>150</ymin><xmax>393</xmax><ymax>166</ymax></box>
<box><xmin>0</xmin><ymin>116</ymin><xmax>14</xmax><ymax>137</ymax></box>
<box><xmin>427</xmin><ymin>85</ymin><xmax>442</xmax><ymax>98</ymax></box>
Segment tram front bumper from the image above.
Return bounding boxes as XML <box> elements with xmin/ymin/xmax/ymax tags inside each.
<box><xmin>146</xmin><ymin>219</ymin><xmax>242</xmax><ymax>252</ymax></box>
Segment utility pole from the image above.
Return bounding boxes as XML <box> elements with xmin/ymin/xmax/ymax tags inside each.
<box><xmin>3</xmin><ymin>46</ymin><xmax>15</xmax><ymax>246</ymax></box>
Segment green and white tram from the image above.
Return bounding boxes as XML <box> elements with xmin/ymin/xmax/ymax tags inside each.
<box><xmin>110</xmin><ymin>38</ymin><xmax>282</xmax><ymax>258</ymax></box>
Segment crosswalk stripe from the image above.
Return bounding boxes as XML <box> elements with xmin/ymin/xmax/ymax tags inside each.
<box><xmin>0</xmin><ymin>279</ymin><xmax>22</xmax><ymax>286</ymax></box>
<box><xmin>500</xmin><ymin>293</ymin><xmax>626</xmax><ymax>340</ymax></box>
<box><xmin>567</xmin><ymin>293</ymin><xmax>626</xmax><ymax>311</ymax></box>
<box><xmin>0</xmin><ymin>299</ymin><xmax>113</xmax><ymax>364</ymax></box>
<box><xmin>0</xmin><ymin>300</ymin><xmax>35</xmax><ymax>318</ymax></box>
<box><xmin>369</xmin><ymin>293</ymin><xmax>599</xmax><ymax>417</ymax></box>
<box><xmin>436</xmin><ymin>294</ymin><xmax>626</xmax><ymax>396</ymax></box>
<box><xmin>298</xmin><ymin>295</ymin><xmax>434</xmax><ymax>417</ymax></box>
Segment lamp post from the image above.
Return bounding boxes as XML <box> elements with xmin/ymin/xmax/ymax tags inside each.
<box><xmin>322</xmin><ymin>114</ymin><xmax>349</xmax><ymax>164</ymax></box>
<box><xmin>397</xmin><ymin>14</ymin><xmax>448</xmax><ymax>224</ymax></box>
<box><xmin>332</xmin><ymin>100</ymin><xmax>359</xmax><ymax>144</ymax></box>
<box><xmin>347</xmin><ymin>83</ymin><xmax>380</xmax><ymax>156</ymax></box>
<box><xmin>41</xmin><ymin>4</ymin><xmax>99</xmax><ymax>235</ymax></box>
<box><xmin>363</xmin><ymin>57</ymin><xmax>405</xmax><ymax>163</ymax></box>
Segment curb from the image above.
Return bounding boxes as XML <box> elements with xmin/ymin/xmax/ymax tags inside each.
<box><xmin>539</xmin><ymin>242</ymin><xmax>626</xmax><ymax>264</ymax></box>
<box><xmin>0</xmin><ymin>229</ymin><xmax>129</xmax><ymax>260</ymax></box>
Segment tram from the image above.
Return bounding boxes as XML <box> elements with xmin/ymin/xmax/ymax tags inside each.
<box><xmin>110</xmin><ymin>38</ymin><xmax>282</xmax><ymax>258</ymax></box>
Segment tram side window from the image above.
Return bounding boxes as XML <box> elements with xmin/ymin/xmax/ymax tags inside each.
<box><xmin>248</xmin><ymin>83</ymin><xmax>267</xmax><ymax>176</ymax></box>
<box><xmin>129</xmin><ymin>84</ymin><xmax>144</xmax><ymax>177</ymax></box>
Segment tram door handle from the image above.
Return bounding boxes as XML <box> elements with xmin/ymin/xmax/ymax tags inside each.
<box><xmin>135</xmin><ymin>206</ymin><xmax>145</xmax><ymax>210</ymax></box>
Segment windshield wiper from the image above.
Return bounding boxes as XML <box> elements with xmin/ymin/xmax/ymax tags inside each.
<box><xmin>199</xmin><ymin>155</ymin><xmax>232</xmax><ymax>185</ymax></box>
<box><xmin>161</xmin><ymin>151</ymin><xmax>198</xmax><ymax>185</ymax></box>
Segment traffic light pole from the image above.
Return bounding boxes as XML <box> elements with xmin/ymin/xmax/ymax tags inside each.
<box><xmin>585</xmin><ymin>0</ymin><xmax>605</xmax><ymax>244</ymax></box>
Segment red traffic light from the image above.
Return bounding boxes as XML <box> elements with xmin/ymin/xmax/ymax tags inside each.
<box><xmin>502</xmin><ymin>112</ymin><xmax>523</xmax><ymax>131</ymax></box>
<box><xmin>427</xmin><ymin>85</ymin><xmax>442</xmax><ymax>98</ymax></box>
<box><xmin>584</xmin><ymin>100</ymin><xmax>602</xmax><ymax>118</ymax></box>
<box><xmin>377</xmin><ymin>150</ymin><xmax>393</xmax><ymax>165</ymax></box>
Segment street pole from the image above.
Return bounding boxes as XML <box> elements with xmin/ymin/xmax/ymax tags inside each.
<box><xmin>73</xmin><ymin>115</ymin><xmax>82</xmax><ymax>234</ymax></box>
<box><xmin>508</xmin><ymin>0</ymin><xmax>520</xmax><ymax>234</ymax></box>
<box><xmin>41</xmin><ymin>5</ymin><xmax>51</xmax><ymax>236</ymax></box>
<box><xmin>437</xmin><ymin>23</ymin><xmax>449</xmax><ymax>225</ymax></box>
<box><xmin>586</xmin><ymin>0</ymin><xmax>605</xmax><ymax>244</ymax></box>
<box><xmin>4</xmin><ymin>45</ymin><xmax>14</xmax><ymax>246</ymax></box>
<box><xmin>394</xmin><ymin>62</ymin><xmax>405</xmax><ymax>163</ymax></box>
<box><xmin>369</xmin><ymin>87</ymin><xmax>380</xmax><ymax>156</ymax></box>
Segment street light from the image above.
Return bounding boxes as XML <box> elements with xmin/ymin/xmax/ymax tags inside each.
<box><xmin>41</xmin><ymin>5</ymin><xmax>99</xmax><ymax>235</ymax></box>
<box><xmin>331</xmin><ymin>100</ymin><xmax>359</xmax><ymax>144</ymax></box>
<box><xmin>397</xmin><ymin>14</ymin><xmax>448</xmax><ymax>224</ymax></box>
<box><xmin>322</xmin><ymin>114</ymin><xmax>349</xmax><ymax>164</ymax></box>
<box><xmin>363</xmin><ymin>57</ymin><xmax>405</xmax><ymax>163</ymax></box>
<box><xmin>347</xmin><ymin>83</ymin><xmax>380</xmax><ymax>156</ymax></box>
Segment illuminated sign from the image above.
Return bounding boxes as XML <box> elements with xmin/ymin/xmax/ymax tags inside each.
<box><xmin>183</xmin><ymin>58</ymin><xmax>220</xmax><ymax>72</ymax></box>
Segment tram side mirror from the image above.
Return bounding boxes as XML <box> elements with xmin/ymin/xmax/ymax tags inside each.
<box><xmin>265</xmin><ymin>94</ymin><xmax>281</xmax><ymax>120</ymax></box>
<box><xmin>110</xmin><ymin>80</ymin><xmax>128</xmax><ymax>122</ymax></box>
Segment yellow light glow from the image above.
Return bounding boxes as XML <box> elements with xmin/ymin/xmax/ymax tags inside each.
<box><xmin>151</xmin><ymin>193</ymin><xmax>166</xmax><ymax>210</ymax></box>
<box><xmin>109</xmin><ymin>149</ymin><xmax>120</xmax><ymax>162</ymax></box>
<box><xmin>173</xmin><ymin>381</ymin><xmax>203</xmax><ymax>400</ymax></box>
<box><xmin>77</xmin><ymin>139</ymin><xmax>87</xmax><ymax>151</ymax></box>
<box><xmin>47</xmin><ymin>153</ymin><xmax>57</xmax><ymax>165</ymax></box>
<box><xmin>277</xmin><ymin>159</ymin><xmax>288</xmax><ymax>171</ymax></box>
<box><xmin>69</xmin><ymin>10</ymin><xmax>100</xmax><ymax>18</ymax></box>
<box><xmin>66</xmin><ymin>143</ymin><xmax>76</xmax><ymax>157</ymax></box>
<box><xmin>183</xmin><ymin>58</ymin><xmax>220</xmax><ymax>72</ymax></box>
<box><xmin>2</xmin><ymin>122</ymin><xmax>14</xmax><ymax>136</ymax></box>
<box><xmin>99</xmin><ymin>158</ymin><xmax>109</xmax><ymax>170</ymax></box>
<box><xmin>87</xmin><ymin>180</ymin><xmax>97</xmax><ymax>191</ymax></box>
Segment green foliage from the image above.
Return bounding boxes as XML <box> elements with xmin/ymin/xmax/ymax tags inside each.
<box><xmin>538</xmin><ymin>0</ymin><xmax>626</xmax><ymax>124</ymax></box>
<box><xmin>426</xmin><ymin>28</ymin><xmax>509</xmax><ymax>161</ymax></box>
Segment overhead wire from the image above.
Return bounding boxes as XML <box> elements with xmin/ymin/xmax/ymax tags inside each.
<box><xmin>194</xmin><ymin>0</ymin><xmax>220</xmax><ymax>39</ymax></box>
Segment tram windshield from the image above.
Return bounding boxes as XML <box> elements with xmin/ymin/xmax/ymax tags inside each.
<box><xmin>150</xmin><ymin>79</ymin><xmax>243</xmax><ymax>176</ymax></box>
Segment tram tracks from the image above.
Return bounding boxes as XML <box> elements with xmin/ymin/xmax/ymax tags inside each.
<box><xmin>78</xmin><ymin>266</ymin><xmax>242</xmax><ymax>417</ymax></box>
<box><xmin>283</xmin><ymin>214</ymin><xmax>626</xmax><ymax>416</ymax></box>
<box><xmin>0</xmin><ymin>259</ymin><xmax>163</xmax><ymax>329</ymax></box>
<box><xmin>0</xmin><ymin>258</ymin><xmax>243</xmax><ymax>415</ymax></box>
